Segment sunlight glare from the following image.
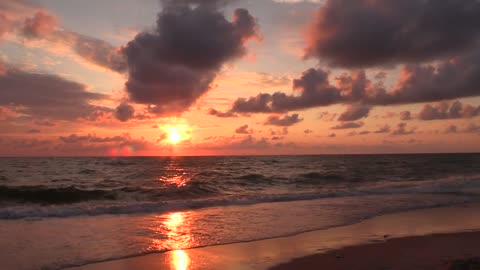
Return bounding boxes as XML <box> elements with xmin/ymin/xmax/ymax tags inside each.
<box><xmin>168</xmin><ymin>128</ymin><xmax>182</xmax><ymax>144</ymax></box>
<box><xmin>171</xmin><ymin>250</ymin><xmax>190</xmax><ymax>270</ymax></box>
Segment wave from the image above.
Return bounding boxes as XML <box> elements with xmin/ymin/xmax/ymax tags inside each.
<box><xmin>103</xmin><ymin>160</ymin><xmax>135</xmax><ymax>166</ymax></box>
<box><xmin>1</xmin><ymin>177</ymin><xmax>479</xmax><ymax>220</ymax></box>
<box><xmin>0</xmin><ymin>173</ymin><xmax>478</xmax><ymax>219</ymax></box>
<box><xmin>298</xmin><ymin>172</ymin><xmax>343</xmax><ymax>181</ymax></box>
<box><xmin>78</xmin><ymin>169</ymin><xmax>96</xmax><ymax>175</ymax></box>
<box><xmin>0</xmin><ymin>183</ymin><xmax>218</xmax><ymax>205</ymax></box>
<box><xmin>236</xmin><ymin>173</ymin><xmax>269</xmax><ymax>182</ymax></box>
<box><xmin>0</xmin><ymin>185</ymin><xmax>117</xmax><ymax>204</ymax></box>
<box><xmin>0</xmin><ymin>192</ymin><xmax>351</xmax><ymax>219</ymax></box>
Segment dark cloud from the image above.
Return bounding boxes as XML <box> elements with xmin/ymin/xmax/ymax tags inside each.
<box><xmin>195</xmin><ymin>134</ymin><xmax>297</xmax><ymax>155</ymax></box>
<box><xmin>374</xmin><ymin>124</ymin><xmax>391</xmax><ymax>134</ymax></box>
<box><xmin>161</xmin><ymin>0</ymin><xmax>233</xmax><ymax>10</ymax></box>
<box><xmin>373</xmin><ymin>52</ymin><xmax>480</xmax><ymax>105</ymax></box>
<box><xmin>63</xmin><ymin>32</ymin><xmax>128</xmax><ymax>73</ymax></box>
<box><xmin>328</xmin><ymin>133</ymin><xmax>336</xmax><ymax>138</ymax></box>
<box><xmin>56</xmin><ymin>133</ymin><xmax>159</xmax><ymax>155</ymax></box>
<box><xmin>208</xmin><ymin>108</ymin><xmax>237</xmax><ymax>118</ymax></box>
<box><xmin>224</xmin><ymin>48</ymin><xmax>480</xmax><ymax>114</ymax></box>
<box><xmin>399</xmin><ymin>111</ymin><xmax>412</xmax><ymax>121</ymax></box>
<box><xmin>271</xmin><ymin>136</ymin><xmax>283</xmax><ymax>141</ymax></box>
<box><xmin>465</xmin><ymin>123</ymin><xmax>480</xmax><ymax>133</ymax></box>
<box><xmin>338</xmin><ymin>105</ymin><xmax>370</xmax><ymax>121</ymax></box>
<box><xmin>115</xmin><ymin>102</ymin><xmax>135</xmax><ymax>122</ymax></box>
<box><xmin>264</xmin><ymin>114</ymin><xmax>303</xmax><ymax>126</ymax></box>
<box><xmin>228</xmin><ymin>68</ymin><xmax>346</xmax><ymax>114</ymax></box>
<box><xmin>59</xmin><ymin>134</ymin><xmax>125</xmax><ymax>144</ymax></box>
<box><xmin>0</xmin><ymin>133</ymin><xmax>159</xmax><ymax>156</ymax></box>
<box><xmin>318</xmin><ymin>111</ymin><xmax>337</xmax><ymax>121</ymax></box>
<box><xmin>391</xmin><ymin>123</ymin><xmax>415</xmax><ymax>136</ymax></box>
<box><xmin>418</xmin><ymin>101</ymin><xmax>480</xmax><ymax>120</ymax></box>
<box><xmin>349</xmin><ymin>130</ymin><xmax>371</xmax><ymax>136</ymax></box>
<box><xmin>381</xmin><ymin>112</ymin><xmax>396</xmax><ymax>119</ymax></box>
<box><xmin>235</xmin><ymin>124</ymin><xmax>252</xmax><ymax>134</ymax></box>
<box><xmin>374</xmin><ymin>71</ymin><xmax>387</xmax><ymax>80</ymax></box>
<box><xmin>270</xmin><ymin>127</ymin><xmax>288</xmax><ymax>136</ymax></box>
<box><xmin>304</xmin><ymin>129</ymin><xmax>313</xmax><ymax>134</ymax></box>
<box><xmin>26</xmin><ymin>128</ymin><xmax>40</xmax><ymax>133</ymax></box>
<box><xmin>305</xmin><ymin>0</ymin><xmax>480</xmax><ymax>68</ymax></box>
<box><xmin>0</xmin><ymin>66</ymin><xmax>112</xmax><ymax>121</ymax></box>
<box><xmin>34</xmin><ymin>120</ymin><xmax>55</xmax><ymax>127</ymax></box>
<box><xmin>331</xmin><ymin>121</ymin><xmax>364</xmax><ymax>130</ymax></box>
<box><xmin>445</xmin><ymin>123</ymin><xmax>480</xmax><ymax>134</ymax></box>
<box><xmin>0</xmin><ymin>137</ymin><xmax>52</xmax><ymax>156</ymax></box>
<box><xmin>231</xmin><ymin>93</ymin><xmax>273</xmax><ymax>113</ymax></box>
<box><xmin>122</xmin><ymin>1</ymin><xmax>259</xmax><ymax>116</ymax></box>
<box><xmin>444</xmin><ymin>125</ymin><xmax>458</xmax><ymax>134</ymax></box>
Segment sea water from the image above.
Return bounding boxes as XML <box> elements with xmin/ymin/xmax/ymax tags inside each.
<box><xmin>0</xmin><ymin>154</ymin><xmax>479</xmax><ymax>270</ymax></box>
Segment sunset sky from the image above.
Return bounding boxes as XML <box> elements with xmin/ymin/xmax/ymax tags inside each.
<box><xmin>0</xmin><ymin>0</ymin><xmax>479</xmax><ymax>156</ymax></box>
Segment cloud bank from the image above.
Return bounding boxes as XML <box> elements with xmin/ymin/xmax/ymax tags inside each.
<box><xmin>264</xmin><ymin>114</ymin><xmax>303</xmax><ymax>126</ymax></box>
<box><xmin>122</xmin><ymin>0</ymin><xmax>259</xmax><ymax>116</ymax></box>
<box><xmin>304</xmin><ymin>0</ymin><xmax>480</xmax><ymax>68</ymax></box>
<box><xmin>0</xmin><ymin>65</ymin><xmax>112</xmax><ymax>121</ymax></box>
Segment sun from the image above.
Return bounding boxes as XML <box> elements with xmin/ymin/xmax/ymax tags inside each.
<box><xmin>168</xmin><ymin>128</ymin><xmax>182</xmax><ymax>144</ymax></box>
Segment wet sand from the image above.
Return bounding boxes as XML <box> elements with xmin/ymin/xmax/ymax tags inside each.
<box><xmin>271</xmin><ymin>232</ymin><xmax>480</xmax><ymax>270</ymax></box>
<box><xmin>65</xmin><ymin>203</ymin><xmax>480</xmax><ymax>270</ymax></box>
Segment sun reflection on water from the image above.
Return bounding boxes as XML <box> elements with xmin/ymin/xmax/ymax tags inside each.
<box><xmin>163</xmin><ymin>175</ymin><xmax>188</xmax><ymax>187</ymax></box>
<box><xmin>165</xmin><ymin>212</ymin><xmax>184</xmax><ymax>232</ymax></box>
<box><xmin>170</xmin><ymin>249</ymin><xmax>190</xmax><ymax>270</ymax></box>
<box><xmin>160</xmin><ymin>159</ymin><xmax>191</xmax><ymax>187</ymax></box>
<box><xmin>150</xmin><ymin>212</ymin><xmax>194</xmax><ymax>270</ymax></box>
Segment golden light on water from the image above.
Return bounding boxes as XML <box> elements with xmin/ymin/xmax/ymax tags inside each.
<box><xmin>161</xmin><ymin>159</ymin><xmax>189</xmax><ymax>187</ymax></box>
<box><xmin>165</xmin><ymin>212</ymin><xmax>184</xmax><ymax>230</ymax></box>
<box><xmin>170</xmin><ymin>249</ymin><xmax>190</xmax><ymax>270</ymax></box>
<box><xmin>165</xmin><ymin>212</ymin><xmax>192</xmax><ymax>270</ymax></box>
<box><xmin>148</xmin><ymin>212</ymin><xmax>194</xmax><ymax>270</ymax></box>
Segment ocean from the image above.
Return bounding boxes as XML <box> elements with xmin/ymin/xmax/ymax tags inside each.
<box><xmin>1</xmin><ymin>154</ymin><xmax>479</xmax><ymax>270</ymax></box>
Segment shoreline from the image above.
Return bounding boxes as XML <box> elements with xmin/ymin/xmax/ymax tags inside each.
<box><xmin>65</xmin><ymin>203</ymin><xmax>480</xmax><ymax>270</ymax></box>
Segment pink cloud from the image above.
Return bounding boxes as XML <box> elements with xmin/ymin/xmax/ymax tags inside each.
<box><xmin>21</xmin><ymin>11</ymin><xmax>57</xmax><ymax>38</ymax></box>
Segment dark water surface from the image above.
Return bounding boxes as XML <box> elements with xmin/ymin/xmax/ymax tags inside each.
<box><xmin>0</xmin><ymin>154</ymin><xmax>479</xmax><ymax>269</ymax></box>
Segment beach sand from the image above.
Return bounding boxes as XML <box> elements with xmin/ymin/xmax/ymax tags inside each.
<box><xmin>65</xmin><ymin>204</ymin><xmax>480</xmax><ymax>270</ymax></box>
<box><xmin>271</xmin><ymin>232</ymin><xmax>480</xmax><ymax>270</ymax></box>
